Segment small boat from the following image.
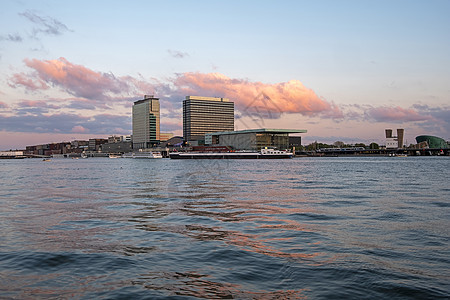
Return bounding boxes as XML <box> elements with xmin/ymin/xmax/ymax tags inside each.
<box><xmin>121</xmin><ymin>151</ymin><xmax>163</xmax><ymax>159</ymax></box>
<box><xmin>42</xmin><ymin>158</ymin><xmax>51</xmax><ymax>162</ymax></box>
<box><xmin>132</xmin><ymin>151</ymin><xmax>163</xmax><ymax>159</ymax></box>
<box><xmin>109</xmin><ymin>154</ymin><xmax>120</xmax><ymax>159</ymax></box>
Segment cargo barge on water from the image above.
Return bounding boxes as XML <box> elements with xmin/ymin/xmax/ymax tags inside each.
<box><xmin>169</xmin><ymin>147</ymin><xmax>293</xmax><ymax>159</ymax></box>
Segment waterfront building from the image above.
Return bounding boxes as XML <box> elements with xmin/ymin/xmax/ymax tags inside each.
<box><xmin>88</xmin><ymin>138</ymin><xmax>107</xmax><ymax>151</ymax></box>
<box><xmin>183</xmin><ymin>96</ymin><xmax>234</xmax><ymax>143</ymax></box>
<box><xmin>415</xmin><ymin>135</ymin><xmax>449</xmax><ymax>149</ymax></box>
<box><xmin>102</xmin><ymin>141</ymin><xmax>132</xmax><ymax>153</ymax></box>
<box><xmin>132</xmin><ymin>95</ymin><xmax>160</xmax><ymax>149</ymax></box>
<box><xmin>205</xmin><ymin>129</ymin><xmax>307</xmax><ymax>151</ymax></box>
<box><xmin>108</xmin><ymin>135</ymin><xmax>131</xmax><ymax>144</ymax></box>
<box><xmin>385</xmin><ymin>128</ymin><xmax>404</xmax><ymax>149</ymax></box>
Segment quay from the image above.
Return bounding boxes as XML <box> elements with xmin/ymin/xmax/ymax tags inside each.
<box><xmin>300</xmin><ymin>148</ymin><xmax>449</xmax><ymax>157</ymax></box>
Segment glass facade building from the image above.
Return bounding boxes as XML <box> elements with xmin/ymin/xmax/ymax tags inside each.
<box><xmin>183</xmin><ymin>96</ymin><xmax>234</xmax><ymax>142</ymax></box>
<box><xmin>205</xmin><ymin>129</ymin><xmax>307</xmax><ymax>151</ymax></box>
<box><xmin>132</xmin><ymin>95</ymin><xmax>160</xmax><ymax>149</ymax></box>
<box><xmin>416</xmin><ymin>135</ymin><xmax>449</xmax><ymax>149</ymax></box>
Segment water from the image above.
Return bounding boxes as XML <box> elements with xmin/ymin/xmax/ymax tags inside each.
<box><xmin>0</xmin><ymin>157</ymin><xmax>449</xmax><ymax>299</ymax></box>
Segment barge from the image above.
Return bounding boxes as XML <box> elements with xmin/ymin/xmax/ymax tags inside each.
<box><xmin>169</xmin><ymin>148</ymin><xmax>293</xmax><ymax>159</ymax></box>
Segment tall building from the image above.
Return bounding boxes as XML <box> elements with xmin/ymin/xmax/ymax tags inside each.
<box><xmin>183</xmin><ymin>96</ymin><xmax>234</xmax><ymax>142</ymax></box>
<box><xmin>132</xmin><ymin>95</ymin><xmax>160</xmax><ymax>149</ymax></box>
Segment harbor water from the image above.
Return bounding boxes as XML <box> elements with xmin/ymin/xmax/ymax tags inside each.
<box><xmin>0</xmin><ymin>157</ymin><xmax>449</xmax><ymax>299</ymax></box>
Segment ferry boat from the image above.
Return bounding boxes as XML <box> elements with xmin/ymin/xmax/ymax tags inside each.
<box><xmin>169</xmin><ymin>148</ymin><xmax>293</xmax><ymax>159</ymax></box>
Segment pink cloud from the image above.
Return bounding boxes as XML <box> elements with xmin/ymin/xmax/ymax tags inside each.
<box><xmin>71</xmin><ymin>125</ymin><xmax>89</xmax><ymax>133</ymax></box>
<box><xmin>24</xmin><ymin>57</ymin><xmax>132</xmax><ymax>100</ymax></box>
<box><xmin>11</xmin><ymin>57</ymin><xmax>152</xmax><ymax>101</ymax></box>
<box><xmin>18</xmin><ymin>100</ymin><xmax>59</xmax><ymax>109</ymax></box>
<box><xmin>173</xmin><ymin>73</ymin><xmax>343</xmax><ymax>118</ymax></box>
<box><xmin>9</xmin><ymin>72</ymin><xmax>49</xmax><ymax>90</ymax></box>
<box><xmin>0</xmin><ymin>101</ymin><xmax>8</xmax><ymax>109</ymax></box>
<box><xmin>366</xmin><ymin>106</ymin><xmax>433</xmax><ymax>122</ymax></box>
<box><xmin>11</xmin><ymin>57</ymin><xmax>342</xmax><ymax>118</ymax></box>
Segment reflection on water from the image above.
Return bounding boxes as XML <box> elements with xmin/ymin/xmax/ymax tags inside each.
<box><xmin>0</xmin><ymin>157</ymin><xmax>449</xmax><ymax>299</ymax></box>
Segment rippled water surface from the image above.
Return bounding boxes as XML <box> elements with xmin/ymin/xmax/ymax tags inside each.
<box><xmin>0</xmin><ymin>157</ymin><xmax>449</xmax><ymax>299</ymax></box>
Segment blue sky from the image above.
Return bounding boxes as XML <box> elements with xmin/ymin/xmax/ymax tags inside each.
<box><xmin>1</xmin><ymin>0</ymin><xmax>449</xmax><ymax>149</ymax></box>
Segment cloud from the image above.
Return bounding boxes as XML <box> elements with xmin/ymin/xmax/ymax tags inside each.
<box><xmin>19</xmin><ymin>10</ymin><xmax>71</xmax><ymax>37</ymax></box>
<box><xmin>161</xmin><ymin>121</ymin><xmax>182</xmax><ymax>132</ymax></box>
<box><xmin>71</xmin><ymin>125</ymin><xmax>89</xmax><ymax>133</ymax></box>
<box><xmin>365</xmin><ymin>106</ymin><xmax>433</xmax><ymax>122</ymax></box>
<box><xmin>9</xmin><ymin>72</ymin><xmax>49</xmax><ymax>90</ymax></box>
<box><xmin>0</xmin><ymin>101</ymin><xmax>8</xmax><ymax>109</ymax></box>
<box><xmin>172</xmin><ymin>72</ymin><xmax>343</xmax><ymax>118</ymax></box>
<box><xmin>10</xmin><ymin>57</ymin><xmax>341</xmax><ymax>119</ymax></box>
<box><xmin>10</xmin><ymin>57</ymin><xmax>143</xmax><ymax>101</ymax></box>
<box><xmin>18</xmin><ymin>100</ymin><xmax>59</xmax><ymax>109</ymax></box>
<box><xmin>0</xmin><ymin>33</ymin><xmax>23</xmax><ymax>42</ymax></box>
<box><xmin>168</xmin><ymin>50</ymin><xmax>190</xmax><ymax>59</ymax></box>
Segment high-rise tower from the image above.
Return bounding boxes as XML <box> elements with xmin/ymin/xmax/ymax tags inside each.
<box><xmin>183</xmin><ymin>96</ymin><xmax>234</xmax><ymax>142</ymax></box>
<box><xmin>132</xmin><ymin>95</ymin><xmax>160</xmax><ymax>149</ymax></box>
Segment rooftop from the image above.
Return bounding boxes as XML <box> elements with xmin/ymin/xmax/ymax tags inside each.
<box><xmin>206</xmin><ymin>128</ymin><xmax>307</xmax><ymax>136</ymax></box>
<box><xmin>185</xmin><ymin>96</ymin><xmax>230</xmax><ymax>102</ymax></box>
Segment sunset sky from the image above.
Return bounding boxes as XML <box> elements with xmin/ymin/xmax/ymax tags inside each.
<box><xmin>1</xmin><ymin>0</ymin><xmax>449</xmax><ymax>149</ymax></box>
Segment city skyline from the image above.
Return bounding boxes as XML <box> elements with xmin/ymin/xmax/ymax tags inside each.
<box><xmin>1</xmin><ymin>0</ymin><xmax>449</xmax><ymax>150</ymax></box>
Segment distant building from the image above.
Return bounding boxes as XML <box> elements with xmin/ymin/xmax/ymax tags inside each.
<box><xmin>133</xmin><ymin>95</ymin><xmax>160</xmax><ymax>149</ymax></box>
<box><xmin>385</xmin><ymin>129</ymin><xmax>404</xmax><ymax>149</ymax></box>
<box><xmin>108</xmin><ymin>135</ymin><xmax>131</xmax><ymax>143</ymax></box>
<box><xmin>415</xmin><ymin>135</ymin><xmax>449</xmax><ymax>149</ymax></box>
<box><xmin>289</xmin><ymin>136</ymin><xmax>303</xmax><ymax>148</ymax></box>
<box><xmin>205</xmin><ymin>129</ymin><xmax>307</xmax><ymax>151</ymax></box>
<box><xmin>102</xmin><ymin>141</ymin><xmax>132</xmax><ymax>153</ymax></box>
<box><xmin>183</xmin><ymin>96</ymin><xmax>234</xmax><ymax>143</ymax></box>
<box><xmin>88</xmin><ymin>138</ymin><xmax>107</xmax><ymax>151</ymax></box>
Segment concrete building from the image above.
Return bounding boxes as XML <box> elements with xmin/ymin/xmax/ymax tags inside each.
<box><xmin>133</xmin><ymin>95</ymin><xmax>160</xmax><ymax>149</ymax></box>
<box><xmin>205</xmin><ymin>129</ymin><xmax>307</xmax><ymax>151</ymax></box>
<box><xmin>385</xmin><ymin>129</ymin><xmax>404</xmax><ymax>149</ymax></box>
<box><xmin>107</xmin><ymin>135</ymin><xmax>131</xmax><ymax>143</ymax></box>
<box><xmin>183</xmin><ymin>96</ymin><xmax>234</xmax><ymax>143</ymax></box>
<box><xmin>88</xmin><ymin>138</ymin><xmax>107</xmax><ymax>151</ymax></box>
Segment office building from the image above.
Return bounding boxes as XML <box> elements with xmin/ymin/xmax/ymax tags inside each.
<box><xmin>205</xmin><ymin>128</ymin><xmax>307</xmax><ymax>151</ymax></box>
<box><xmin>183</xmin><ymin>96</ymin><xmax>234</xmax><ymax>143</ymax></box>
<box><xmin>132</xmin><ymin>95</ymin><xmax>160</xmax><ymax>149</ymax></box>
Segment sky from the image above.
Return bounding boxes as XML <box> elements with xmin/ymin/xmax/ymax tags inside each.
<box><xmin>1</xmin><ymin>0</ymin><xmax>449</xmax><ymax>150</ymax></box>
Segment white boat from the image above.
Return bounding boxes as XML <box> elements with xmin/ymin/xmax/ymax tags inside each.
<box><xmin>122</xmin><ymin>151</ymin><xmax>163</xmax><ymax>159</ymax></box>
<box><xmin>109</xmin><ymin>154</ymin><xmax>120</xmax><ymax>159</ymax></box>
<box><xmin>133</xmin><ymin>151</ymin><xmax>163</xmax><ymax>159</ymax></box>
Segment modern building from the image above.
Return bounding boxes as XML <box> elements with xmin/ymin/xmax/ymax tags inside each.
<box><xmin>415</xmin><ymin>135</ymin><xmax>449</xmax><ymax>149</ymax></box>
<box><xmin>108</xmin><ymin>135</ymin><xmax>131</xmax><ymax>144</ymax></box>
<box><xmin>183</xmin><ymin>96</ymin><xmax>234</xmax><ymax>143</ymax></box>
<box><xmin>205</xmin><ymin>129</ymin><xmax>307</xmax><ymax>151</ymax></box>
<box><xmin>132</xmin><ymin>95</ymin><xmax>160</xmax><ymax>149</ymax></box>
<box><xmin>385</xmin><ymin>128</ymin><xmax>404</xmax><ymax>149</ymax></box>
<box><xmin>88</xmin><ymin>138</ymin><xmax>107</xmax><ymax>151</ymax></box>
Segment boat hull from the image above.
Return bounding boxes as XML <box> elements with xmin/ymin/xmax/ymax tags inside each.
<box><xmin>169</xmin><ymin>152</ymin><xmax>293</xmax><ymax>159</ymax></box>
